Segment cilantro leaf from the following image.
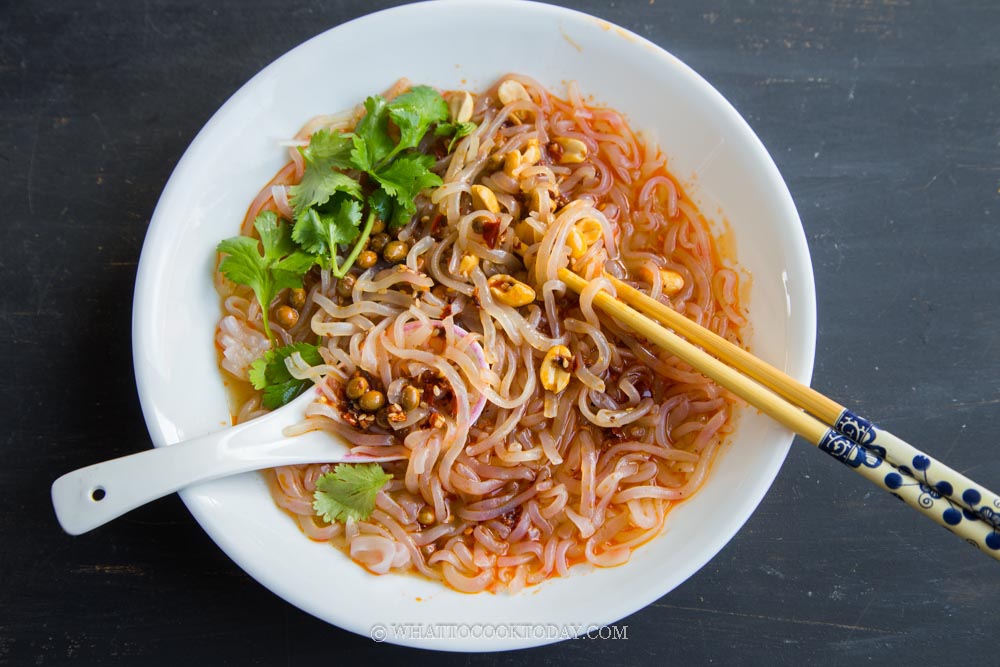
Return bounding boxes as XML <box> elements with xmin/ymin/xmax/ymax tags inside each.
<box><xmin>246</xmin><ymin>356</ymin><xmax>268</xmax><ymax>390</ymax></box>
<box><xmin>216</xmin><ymin>236</ymin><xmax>268</xmax><ymax>287</ymax></box>
<box><xmin>349</xmin><ymin>96</ymin><xmax>394</xmax><ymax>171</ymax></box>
<box><xmin>217</xmin><ymin>212</ymin><xmax>314</xmax><ymax>343</ymax></box>
<box><xmin>298</xmin><ymin>128</ymin><xmax>356</xmax><ymax>171</ymax></box>
<box><xmin>434</xmin><ymin>121</ymin><xmax>477</xmax><ymax>139</ymax></box>
<box><xmin>273</xmin><ymin>249</ymin><xmax>319</xmax><ymax>277</ymax></box>
<box><xmin>248</xmin><ymin>342</ymin><xmax>324</xmax><ymax>409</ymax></box>
<box><xmin>291</xmin><ymin>209</ymin><xmax>336</xmax><ymax>256</ymax></box>
<box><xmin>313</xmin><ymin>463</ymin><xmax>393</xmax><ymax>523</ymax></box>
<box><xmin>386</xmin><ymin>85</ymin><xmax>450</xmax><ymax>155</ymax></box>
<box><xmin>434</xmin><ymin>121</ymin><xmax>478</xmax><ymax>152</ymax></box>
<box><xmin>372</xmin><ymin>153</ymin><xmax>443</xmax><ymax>227</ymax></box>
<box><xmin>292</xmin><ymin>196</ymin><xmax>363</xmax><ymax>259</ymax></box>
<box><xmin>254</xmin><ymin>210</ymin><xmax>296</xmax><ymax>261</ymax></box>
<box><xmin>289</xmin><ymin>129</ymin><xmax>362</xmax><ymax>215</ymax></box>
<box><xmin>368</xmin><ymin>187</ymin><xmax>395</xmax><ymax>227</ymax></box>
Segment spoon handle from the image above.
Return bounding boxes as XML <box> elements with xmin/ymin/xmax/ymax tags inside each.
<box><xmin>50</xmin><ymin>390</ymin><xmax>342</xmax><ymax>535</ymax></box>
<box><xmin>51</xmin><ymin>416</ymin><xmax>290</xmax><ymax>535</ymax></box>
<box><xmin>51</xmin><ymin>385</ymin><xmax>412</xmax><ymax>535</ymax></box>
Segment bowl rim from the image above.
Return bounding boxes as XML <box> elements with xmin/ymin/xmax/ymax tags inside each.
<box><xmin>131</xmin><ymin>0</ymin><xmax>816</xmax><ymax>651</ymax></box>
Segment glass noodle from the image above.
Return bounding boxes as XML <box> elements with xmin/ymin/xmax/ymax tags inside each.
<box><xmin>214</xmin><ymin>75</ymin><xmax>746</xmax><ymax>593</ymax></box>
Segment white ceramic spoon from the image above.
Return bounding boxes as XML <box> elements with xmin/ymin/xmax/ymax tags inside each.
<box><xmin>52</xmin><ymin>322</ymin><xmax>489</xmax><ymax>536</ymax></box>
<box><xmin>51</xmin><ymin>388</ymin><xmax>374</xmax><ymax>536</ymax></box>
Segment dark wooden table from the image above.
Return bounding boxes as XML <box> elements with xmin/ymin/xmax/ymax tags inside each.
<box><xmin>3</xmin><ymin>1</ymin><xmax>998</xmax><ymax>663</ymax></box>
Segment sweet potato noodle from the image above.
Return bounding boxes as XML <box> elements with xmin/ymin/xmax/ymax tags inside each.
<box><xmin>215</xmin><ymin>75</ymin><xmax>746</xmax><ymax>593</ymax></box>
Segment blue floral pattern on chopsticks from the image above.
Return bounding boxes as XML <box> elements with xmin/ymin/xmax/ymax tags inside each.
<box><xmin>817</xmin><ymin>431</ymin><xmax>880</xmax><ymax>469</ymax></box>
<box><xmin>835</xmin><ymin>409</ymin><xmax>885</xmax><ymax>457</ymax></box>
<box><xmin>835</xmin><ymin>409</ymin><xmax>1000</xmax><ymax>531</ymax></box>
<box><xmin>817</xmin><ymin>429</ymin><xmax>1000</xmax><ymax>552</ymax></box>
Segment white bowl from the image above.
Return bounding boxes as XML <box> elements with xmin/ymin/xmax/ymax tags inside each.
<box><xmin>132</xmin><ymin>0</ymin><xmax>814</xmax><ymax>651</ymax></box>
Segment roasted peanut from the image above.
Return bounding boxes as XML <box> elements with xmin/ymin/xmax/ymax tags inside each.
<box><xmin>642</xmin><ymin>266</ymin><xmax>686</xmax><ymax>295</ymax></box>
<box><xmin>487</xmin><ymin>274</ymin><xmax>536</xmax><ymax>307</ymax></box>
<box><xmin>565</xmin><ymin>218</ymin><xmax>603</xmax><ymax>259</ymax></box>
<box><xmin>521</xmin><ymin>138</ymin><xmax>541</xmax><ymax>166</ymax></box>
<box><xmin>528</xmin><ymin>187</ymin><xmax>556</xmax><ymax>214</ymax></box>
<box><xmin>470</xmin><ymin>184</ymin><xmax>501</xmax><ymax>214</ymax></box>
<box><xmin>552</xmin><ymin>136</ymin><xmax>588</xmax><ymax>164</ymax></box>
<box><xmin>448</xmin><ymin>91</ymin><xmax>475</xmax><ymax>124</ymax></box>
<box><xmin>503</xmin><ymin>150</ymin><xmax>522</xmax><ymax>177</ymax></box>
<box><xmin>540</xmin><ymin>345</ymin><xmax>573</xmax><ymax>394</ymax></box>
<box><xmin>498</xmin><ymin>80</ymin><xmax>532</xmax><ymax>123</ymax></box>
<box><xmin>514</xmin><ymin>220</ymin><xmax>537</xmax><ymax>244</ymax></box>
<box><xmin>497</xmin><ymin>79</ymin><xmax>531</xmax><ymax>105</ymax></box>
<box><xmin>458</xmin><ymin>253</ymin><xmax>478</xmax><ymax>276</ymax></box>
<box><xmin>575</xmin><ymin>217</ymin><xmax>603</xmax><ymax>245</ymax></box>
<box><xmin>659</xmin><ymin>269</ymin><xmax>685</xmax><ymax>295</ymax></box>
<box><xmin>566</xmin><ymin>228</ymin><xmax>587</xmax><ymax>259</ymax></box>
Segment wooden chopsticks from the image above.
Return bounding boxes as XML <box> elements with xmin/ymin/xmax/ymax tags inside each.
<box><xmin>557</xmin><ymin>267</ymin><xmax>1000</xmax><ymax>560</ymax></box>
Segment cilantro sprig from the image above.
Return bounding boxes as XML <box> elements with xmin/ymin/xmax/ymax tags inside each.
<box><xmin>248</xmin><ymin>341</ymin><xmax>324</xmax><ymax>409</ymax></box>
<box><xmin>288</xmin><ymin>129</ymin><xmax>361</xmax><ymax>214</ymax></box>
<box><xmin>313</xmin><ymin>463</ymin><xmax>393</xmax><ymax>523</ymax></box>
<box><xmin>217</xmin><ymin>212</ymin><xmax>315</xmax><ymax>343</ymax></box>
<box><xmin>289</xmin><ymin>86</ymin><xmax>463</xmax><ymax>278</ymax></box>
<box><xmin>218</xmin><ymin>86</ymin><xmax>477</xmax><ymax>386</ymax></box>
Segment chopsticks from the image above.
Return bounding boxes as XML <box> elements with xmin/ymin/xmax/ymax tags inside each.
<box><xmin>606</xmin><ymin>274</ymin><xmax>1000</xmax><ymax>524</ymax></box>
<box><xmin>557</xmin><ymin>267</ymin><xmax>1000</xmax><ymax>560</ymax></box>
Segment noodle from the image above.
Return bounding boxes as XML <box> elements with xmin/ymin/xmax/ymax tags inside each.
<box><xmin>214</xmin><ymin>76</ymin><xmax>746</xmax><ymax>593</ymax></box>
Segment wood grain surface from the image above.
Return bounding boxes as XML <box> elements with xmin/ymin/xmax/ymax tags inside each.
<box><xmin>1</xmin><ymin>0</ymin><xmax>997</xmax><ymax>664</ymax></box>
